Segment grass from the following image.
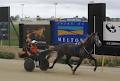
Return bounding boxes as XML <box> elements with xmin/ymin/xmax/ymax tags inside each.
<box><xmin>89</xmin><ymin>56</ymin><xmax>120</xmax><ymax>67</ymax></box>
<box><xmin>0</xmin><ymin>51</ymin><xmax>15</xmax><ymax>59</ymax></box>
<box><xmin>2</xmin><ymin>39</ymin><xmax>19</xmax><ymax>46</ymax></box>
<box><xmin>1</xmin><ymin>21</ymin><xmax>19</xmax><ymax>46</ymax></box>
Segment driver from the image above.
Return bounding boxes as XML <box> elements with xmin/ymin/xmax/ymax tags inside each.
<box><xmin>28</xmin><ymin>40</ymin><xmax>40</xmax><ymax>66</ymax></box>
<box><xmin>30</xmin><ymin>40</ymin><xmax>39</xmax><ymax>54</ymax></box>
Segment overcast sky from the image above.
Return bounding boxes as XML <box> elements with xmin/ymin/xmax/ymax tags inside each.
<box><xmin>0</xmin><ymin>0</ymin><xmax>120</xmax><ymax>18</ymax></box>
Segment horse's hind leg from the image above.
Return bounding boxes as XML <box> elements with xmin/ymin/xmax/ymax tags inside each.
<box><xmin>72</xmin><ymin>58</ymin><xmax>84</xmax><ymax>75</ymax></box>
<box><xmin>89</xmin><ymin>55</ymin><xmax>97</xmax><ymax>71</ymax></box>
<box><xmin>65</xmin><ymin>55</ymin><xmax>73</xmax><ymax>70</ymax></box>
<box><xmin>49</xmin><ymin>52</ymin><xmax>63</xmax><ymax>69</ymax></box>
<box><xmin>46</xmin><ymin>54</ymin><xmax>51</xmax><ymax>60</ymax></box>
<box><xmin>49</xmin><ymin>56</ymin><xmax>59</xmax><ymax>69</ymax></box>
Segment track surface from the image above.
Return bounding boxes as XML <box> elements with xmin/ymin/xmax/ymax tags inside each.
<box><xmin>0</xmin><ymin>59</ymin><xmax>119</xmax><ymax>81</ymax></box>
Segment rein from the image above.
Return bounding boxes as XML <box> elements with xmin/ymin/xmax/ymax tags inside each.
<box><xmin>82</xmin><ymin>33</ymin><xmax>95</xmax><ymax>54</ymax></box>
<box><xmin>83</xmin><ymin>47</ymin><xmax>93</xmax><ymax>55</ymax></box>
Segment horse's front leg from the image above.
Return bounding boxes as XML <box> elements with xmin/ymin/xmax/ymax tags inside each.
<box><xmin>65</xmin><ymin>55</ymin><xmax>73</xmax><ymax>70</ymax></box>
<box><xmin>72</xmin><ymin>58</ymin><xmax>84</xmax><ymax>75</ymax></box>
<box><xmin>89</xmin><ymin>55</ymin><xmax>98</xmax><ymax>71</ymax></box>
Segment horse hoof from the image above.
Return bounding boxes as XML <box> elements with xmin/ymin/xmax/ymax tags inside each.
<box><xmin>94</xmin><ymin>68</ymin><xmax>97</xmax><ymax>72</ymax></box>
<box><xmin>48</xmin><ymin>67</ymin><xmax>53</xmax><ymax>69</ymax></box>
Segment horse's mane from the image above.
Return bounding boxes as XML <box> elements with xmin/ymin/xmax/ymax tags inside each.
<box><xmin>83</xmin><ymin>33</ymin><xmax>95</xmax><ymax>46</ymax></box>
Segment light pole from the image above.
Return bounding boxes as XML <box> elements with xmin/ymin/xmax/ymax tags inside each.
<box><xmin>21</xmin><ymin>4</ymin><xmax>24</xmax><ymax>20</ymax></box>
<box><xmin>54</xmin><ymin>2</ymin><xmax>58</xmax><ymax>18</ymax></box>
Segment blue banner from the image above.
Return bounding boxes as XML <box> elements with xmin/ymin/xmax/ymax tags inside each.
<box><xmin>50</xmin><ymin>20</ymin><xmax>88</xmax><ymax>44</ymax></box>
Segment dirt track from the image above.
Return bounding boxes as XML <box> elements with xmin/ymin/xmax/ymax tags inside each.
<box><xmin>0</xmin><ymin>59</ymin><xmax>120</xmax><ymax>81</ymax></box>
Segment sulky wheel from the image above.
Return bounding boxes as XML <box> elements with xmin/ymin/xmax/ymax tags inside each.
<box><xmin>24</xmin><ymin>58</ymin><xmax>35</xmax><ymax>72</ymax></box>
<box><xmin>39</xmin><ymin>58</ymin><xmax>49</xmax><ymax>71</ymax></box>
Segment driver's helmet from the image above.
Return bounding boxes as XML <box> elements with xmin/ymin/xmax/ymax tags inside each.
<box><xmin>31</xmin><ymin>40</ymin><xmax>37</xmax><ymax>44</ymax></box>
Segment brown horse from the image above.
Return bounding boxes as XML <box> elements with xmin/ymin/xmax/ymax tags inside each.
<box><xmin>48</xmin><ymin>32</ymin><xmax>102</xmax><ymax>74</ymax></box>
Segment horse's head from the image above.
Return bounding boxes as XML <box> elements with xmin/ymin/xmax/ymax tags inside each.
<box><xmin>92</xmin><ymin>32</ymin><xmax>102</xmax><ymax>47</ymax></box>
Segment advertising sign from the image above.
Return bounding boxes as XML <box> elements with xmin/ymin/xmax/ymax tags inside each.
<box><xmin>103</xmin><ymin>21</ymin><xmax>120</xmax><ymax>45</ymax></box>
<box><xmin>0</xmin><ymin>7</ymin><xmax>10</xmax><ymax>40</ymax></box>
<box><xmin>19</xmin><ymin>24</ymin><xmax>51</xmax><ymax>48</ymax></box>
<box><xmin>50</xmin><ymin>20</ymin><xmax>88</xmax><ymax>44</ymax></box>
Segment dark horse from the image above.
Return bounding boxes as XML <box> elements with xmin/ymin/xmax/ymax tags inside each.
<box><xmin>48</xmin><ymin>32</ymin><xmax>102</xmax><ymax>74</ymax></box>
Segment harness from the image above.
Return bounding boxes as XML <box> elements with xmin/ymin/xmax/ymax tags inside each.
<box><xmin>82</xmin><ymin>35</ymin><xmax>96</xmax><ymax>56</ymax></box>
